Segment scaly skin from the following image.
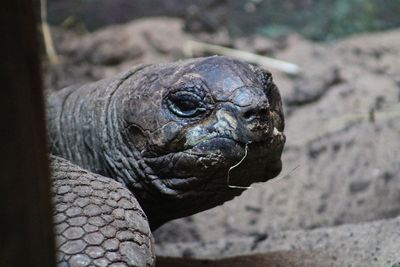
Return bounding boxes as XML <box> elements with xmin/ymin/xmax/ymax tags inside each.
<box><xmin>48</xmin><ymin>56</ymin><xmax>286</xmax><ymax>266</ymax></box>
<box><xmin>51</xmin><ymin>156</ymin><xmax>154</xmax><ymax>267</ymax></box>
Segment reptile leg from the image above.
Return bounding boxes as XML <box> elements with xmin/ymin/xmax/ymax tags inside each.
<box><xmin>51</xmin><ymin>156</ymin><xmax>155</xmax><ymax>267</ymax></box>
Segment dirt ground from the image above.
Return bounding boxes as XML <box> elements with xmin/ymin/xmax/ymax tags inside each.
<box><xmin>44</xmin><ymin>17</ymin><xmax>400</xmax><ymax>265</ymax></box>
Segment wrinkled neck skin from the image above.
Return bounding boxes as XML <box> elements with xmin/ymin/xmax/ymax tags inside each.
<box><xmin>47</xmin><ymin>57</ymin><xmax>286</xmax><ymax>230</ymax></box>
<box><xmin>48</xmin><ymin>67</ymin><xmax>168</xmax><ymax>228</ymax></box>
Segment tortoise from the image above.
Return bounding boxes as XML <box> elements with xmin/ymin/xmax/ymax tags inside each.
<box><xmin>47</xmin><ymin>56</ymin><xmax>286</xmax><ymax>266</ymax></box>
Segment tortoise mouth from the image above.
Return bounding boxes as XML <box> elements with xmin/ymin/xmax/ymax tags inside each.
<box><xmin>143</xmin><ymin>129</ymin><xmax>285</xmax><ymax>194</ymax></box>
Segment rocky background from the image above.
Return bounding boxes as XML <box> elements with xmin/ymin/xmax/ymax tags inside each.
<box><xmin>43</xmin><ymin>1</ymin><xmax>400</xmax><ymax>266</ymax></box>
<box><xmin>44</xmin><ymin>0</ymin><xmax>400</xmax><ymax>41</ymax></box>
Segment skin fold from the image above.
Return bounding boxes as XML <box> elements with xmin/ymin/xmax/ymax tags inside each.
<box><xmin>47</xmin><ymin>56</ymin><xmax>285</xmax><ymax>266</ymax></box>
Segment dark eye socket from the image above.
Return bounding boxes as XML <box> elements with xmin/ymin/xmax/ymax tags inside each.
<box><xmin>167</xmin><ymin>91</ymin><xmax>206</xmax><ymax>117</ymax></box>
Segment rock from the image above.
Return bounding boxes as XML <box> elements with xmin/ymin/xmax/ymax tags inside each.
<box><xmin>156</xmin><ymin>215</ymin><xmax>400</xmax><ymax>266</ymax></box>
<box><xmin>44</xmin><ymin>18</ymin><xmax>189</xmax><ymax>90</ymax></box>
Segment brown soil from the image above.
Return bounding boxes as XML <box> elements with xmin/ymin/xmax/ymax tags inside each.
<box><xmin>44</xmin><ymin>17</ymin><xmax>400</xmax><ymax>265</ymax></box>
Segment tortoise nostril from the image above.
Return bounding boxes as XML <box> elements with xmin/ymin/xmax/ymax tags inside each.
<box><xmin>243</xmin><ymin>107</ymin><xmax>269</xmax><ymax>121</ymax></box>
<box><xmin>243</xmin><ymin>109</ymin><xmax>257</xmax><ymax>120</ymax></box>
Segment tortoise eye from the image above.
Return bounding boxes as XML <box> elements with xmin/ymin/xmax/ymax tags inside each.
<box><xmin>167</xmin><ymin>91</ymin><xmax>206</xmax><ymax>117</ymax></box>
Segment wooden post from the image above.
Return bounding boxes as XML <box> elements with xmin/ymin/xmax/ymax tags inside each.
<box><xmin>0</xmin><ymin>0</ymin><xmax>56</xmax><ymax>266</ymax></box>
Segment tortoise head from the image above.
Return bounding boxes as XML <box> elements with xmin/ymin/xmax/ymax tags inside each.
<box><xmin>115</xmin><ymin>56</ymin><xmax>285</xmax><ymax>228</ymax></box>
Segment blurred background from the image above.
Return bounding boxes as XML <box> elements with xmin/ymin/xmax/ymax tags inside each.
<box><xmin>41</xmin><ymin>0</ymin><xmax>400</xmax><ymax>264</ymax></box>
<box><xmin>45</xmin><ymin>0</ymin><xmax>400</xmax><ymax>40</ymax></box>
